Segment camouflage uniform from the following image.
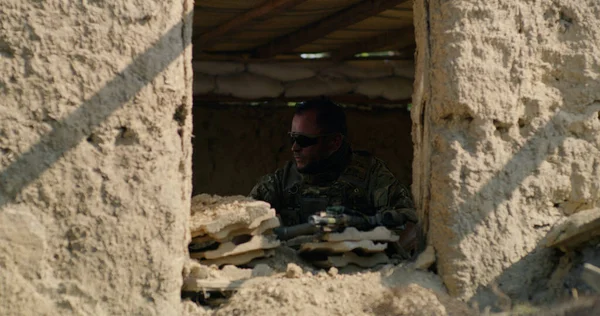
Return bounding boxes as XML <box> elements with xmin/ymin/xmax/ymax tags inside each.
<box><xmin>250</xmin><ymin>148</ymin><xmax>416</xmax><ymax>227</ymax></box>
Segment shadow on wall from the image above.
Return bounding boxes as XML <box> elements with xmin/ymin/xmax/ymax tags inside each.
<box><xmin>0</xmin><ymin>12</ymin><xmax>194</xmax><ymax>208</ymax></box>
<box><xmin>464</xmin><ymin>92</ymin><xmax>600</xmax><ymax>308</ymax></box>
<box><xmin>442</xmin><ymin>50</ymin><xmax>600</xmax><ymax>308</ymax></box>
<box><xmin>470</xmin><ymin>232</ymin><xmax>600</xmax><ymax>312</ymax></box>
<box><xmin>191</xmin><ymin>103</ymin><xmax>413</xmax><ymax>196</ymax></box>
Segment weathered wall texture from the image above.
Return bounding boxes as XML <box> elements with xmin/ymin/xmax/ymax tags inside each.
<box><xmin>0</xmin><ymin>1</ymin><xmax>193</xmax><ymax>315</ymax></box>
<box><xmin>192</xmin><ymin>105</ymin><xmax>413</xmax><ymax>196</ymax></box>
<box><xmin>413</xmin><ymin>0</ymin><xmax>600</xmax><ymax>304</ymax></box>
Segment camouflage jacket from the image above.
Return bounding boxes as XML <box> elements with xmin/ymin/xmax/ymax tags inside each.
<box><xmin>250</xmin><ymin>149</ymin><xmax>415</xmax><ymax>227</ymax></box>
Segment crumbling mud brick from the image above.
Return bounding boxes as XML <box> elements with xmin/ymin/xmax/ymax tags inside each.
<box><xmin>190</xmin><ymin>194</ymin><xmax>275</xmax><ymax>238</ymax></box>
<box><xmin>194</xmin><ymin>235</ymin><xmax>280</xmax><ymax>260</ymax></box>
<box><xmin>213</xmin><ymin>217</ymin><xmax>280</xmax><ymax>242</ymax></box>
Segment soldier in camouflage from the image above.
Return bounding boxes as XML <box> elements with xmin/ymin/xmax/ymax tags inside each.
<box><xmin>250</xmin><ymin>99</ymin><xmax>417</xmax><ymax>229</ymax></box>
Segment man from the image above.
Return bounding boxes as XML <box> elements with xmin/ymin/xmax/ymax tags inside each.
<box><xmin>250</xmin><ymin>98</ymin><xmax>417</xmax><ymax>232</ymax></box>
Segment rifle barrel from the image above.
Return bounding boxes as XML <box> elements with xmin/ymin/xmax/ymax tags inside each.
<box><xmin>273</xmin><ymin>223</ymin><xmax>319</xmax><ymax>241</ymax></box>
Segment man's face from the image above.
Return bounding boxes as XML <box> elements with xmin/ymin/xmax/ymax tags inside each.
<box><xmin>290</xmin><ymin>110</ymin><xmax>337</xmax><ymax>171</ymax></box>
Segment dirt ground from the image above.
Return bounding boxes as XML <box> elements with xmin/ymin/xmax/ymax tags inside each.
<box><xmin>182</xmin><ymin>262</ymin><xmax>467</xmax><ymax>316</ymax></box>
<box><xmin>181</xmin><ymin>246</ymin><xmax>600</xmax><ymax>316</ymax></box>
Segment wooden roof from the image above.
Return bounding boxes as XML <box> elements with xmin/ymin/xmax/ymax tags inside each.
<box><xmin>193</xmin><ymin>0</ymin><xmax>415</xmax><ymax>61</ymax></box>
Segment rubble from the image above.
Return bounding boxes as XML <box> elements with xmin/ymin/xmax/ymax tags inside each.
<box><xmin>182</xmin><ymin>260</ymin><xmax>245</xmax><ymax>292</ymax></box>
<box><xmin>190</xmin><ymin>194</ymin><xmax>276</xmax><ymax>238</ymax></box>
<box><xmin>327</xmin><ymin>267</ymin><xmax>339</xmax><ymax>277</ymax></box>
<box><xmin>184</xmin><ymin>194</ymin><xmax>425</xmax><ymax>312</ymax></box>
<box><xmin>296</xmin><ymin>226</ymin><xmax>400</xmax><ymax>269</ymax></box>
<box><xmin>214</xmin><ymin>217</ymin><xmax>280</xmax><ymax>243</ymax></box>
<box><xmin>189</xmin><ymin>194</ymin><xmax>280</xmax><ymax>267</ymax></box>
<box><xmin>285</xmin><ymin>263</ymin><xmax>303</xmax><ymax>279</ymax></box>
<box><xmin>414</xmin><ymin>245</ymin><xmax>436</xmax><ymax>270</ymax></box>
<box><xmin>207</xmin><ymin>265</ymin><xmax>459</xmax><ymax>316</ymax></box>
<box><xmin>193</xmin><ymin>235</ymin><xmax>280</xmax><ymax>260</ymax></box>
<box><xmin>182</xmin><ymin>195</ymin><xmax>600</xmax><ymax>315</ymax></box>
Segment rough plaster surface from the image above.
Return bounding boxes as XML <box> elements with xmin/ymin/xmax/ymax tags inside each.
<box><xmin>0</xmin><ymin>0</ymin><xmax>193</xmax><ymax>315</ymax></box>
<box><xmin>192</xmin><ymin>105</ymin><xmax>413</xmax><ymax>196</ymax></box>
<box><xmin>413</xmin><ymin>0</ymin><xmax>600</xmax><ymax>303</ymax></box>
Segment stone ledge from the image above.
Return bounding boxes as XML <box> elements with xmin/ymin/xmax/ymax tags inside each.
<box><xmin>193</xmin><ymin>235</ymin><xmax>280</xmax><ymax>260</ymax></box>
<box><xmin>546</xmin><ymin>208</ymin><xmax>600</xmax><ymax>251</ymax></box>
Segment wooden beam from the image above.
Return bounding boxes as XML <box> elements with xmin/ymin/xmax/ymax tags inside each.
<box><xmin>194</xmin><ymin>0</ymin><xmax>308</xmax><ymax>49</ymax></box>
<box><xmin>193</xmin><ymin>94</ymin><xmax>411</xmax><ymax>105</ymax></box>
<box><xmin>252</xmin><ymin>0</ymin><xmax>410</xmax><ymax>58</ymax></box>
<box><xmin>331</xmin><ymin>27</ymin><xmax>415</xmax><ymax>61</ymax></box>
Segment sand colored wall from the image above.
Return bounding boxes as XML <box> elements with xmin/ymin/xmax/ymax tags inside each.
<box><xmin>192</xmin><ymin>105</ymin><xmax>413</xmax><ymax>196</ymax></box>
<box><xmin>413</xmin><ymin>0</ymin><xmax>600</xmax><ymax>303</ymax></box>
<box><xmin>0</xmin><ymin>1</ymin><xmax>193</xmax><ymax>315</ymax></box>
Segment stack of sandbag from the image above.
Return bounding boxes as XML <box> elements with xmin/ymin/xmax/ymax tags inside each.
<box><xmin>189</xmin><ymin>194</ymin><xmax>281</xmax><ymax>267</ymax></box>
<box><xmin>192</xmin><ymin>60</ymin><xmax>414</xmax><ymax>101</ymax></box>
<box><xmin>298</xmin><ymin>226</ymin><xmax>399</xmax><ymax>269</ymax></box>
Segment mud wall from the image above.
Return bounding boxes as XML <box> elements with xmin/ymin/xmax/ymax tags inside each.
<box><xmin>0</xmin><ymin>1</ymin><xmax>193</xmax><ymax>315</ymax></box>
<box><xmin>192</xmin><ymin>105</ymin><xmax>413</xmax><ymax>196</ymax></box>
<box><xmin>413</xmin><ymin>0</ymin><xmax>600</xmax><ymax>304</ymax></box>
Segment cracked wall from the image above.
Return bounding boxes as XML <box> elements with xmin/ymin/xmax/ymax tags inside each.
<box><xmin>414</xmin><ymin>0</ymin><xmax>600</xmax><ymax>303</ymax></box>
<box><xmin>0</xmin><ymin>1</ymin><xmax>193</xmax><ymax>315</ymax></box>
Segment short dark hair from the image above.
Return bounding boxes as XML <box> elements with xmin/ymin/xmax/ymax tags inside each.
<box><xmin>295</xmin><ymin>98</ymin><xmax>347</xmax><ymax>136</ymax></box>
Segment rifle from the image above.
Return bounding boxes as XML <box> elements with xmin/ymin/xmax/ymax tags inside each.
<box><xmin>273</xmin><ymin>206</ymin><xmax>412</xmax><ymax>241</ymax></box>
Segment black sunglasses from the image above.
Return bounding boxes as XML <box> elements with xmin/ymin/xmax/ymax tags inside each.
<box><xmin>288</xmin><ymin>132</ymin><xmax>336</xmax><ymax>148</ymax></box>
